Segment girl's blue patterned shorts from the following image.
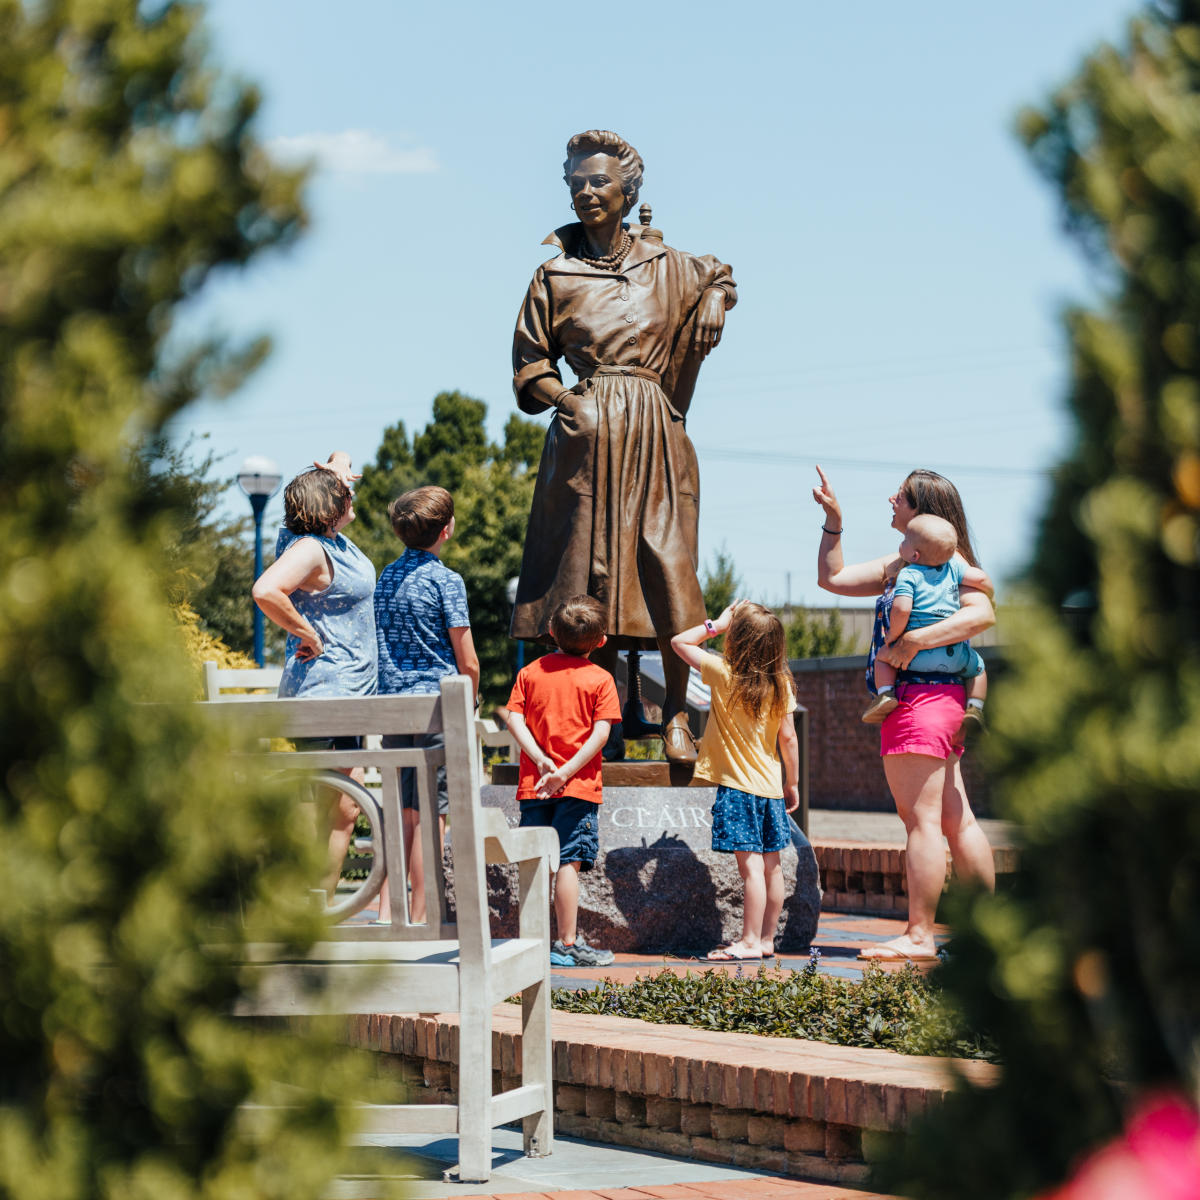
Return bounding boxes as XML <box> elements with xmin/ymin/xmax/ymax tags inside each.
<box><xmin>711</xmin><ymin>785</ymin><xmax>790</xmax><ymax>854</ymax></box>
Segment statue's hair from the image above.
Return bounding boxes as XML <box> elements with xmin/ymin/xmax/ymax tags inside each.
<box><xmin>563</xmin><ymin>130</ymin><xmax>643</xmax><ymax>215</ymax></box>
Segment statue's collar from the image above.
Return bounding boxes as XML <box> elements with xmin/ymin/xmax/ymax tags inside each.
<box><xmin>541</xmin><ymin>222</ymin><xmax>666</xmax><ymax>272</ymax></box>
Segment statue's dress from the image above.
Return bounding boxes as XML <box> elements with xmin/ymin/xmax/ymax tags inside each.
<box><xmin>511</xmin><ymin>223</ymin><xmax>736</xmax><ymax>646</ymax></box>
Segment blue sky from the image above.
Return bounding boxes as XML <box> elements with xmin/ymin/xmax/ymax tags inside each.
<box><xmin>175</xmin><ymin>0</ymin><xmax>1137</xmax><ymax>606</ymax></box>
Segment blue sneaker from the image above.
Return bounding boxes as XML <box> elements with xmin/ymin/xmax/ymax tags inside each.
<box><xmin>551</xmin><ymin>936</ymin><xmax>614</xmax><ymax>967</ymax></box>
<box><xmin>549</xmin><ymin>943</ymin><xmax>576</xmax><ymax>967</ymax></box>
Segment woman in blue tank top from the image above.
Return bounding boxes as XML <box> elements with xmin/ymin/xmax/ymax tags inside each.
<box><xmin>252</xmin><ymin>457</ymin><xmax>377</xmax><ymax>900</ymax></box>
<box><xmin>253</xmin><ymin>458</ymin><xmax>377</xmax><ymax>699</ymax></box>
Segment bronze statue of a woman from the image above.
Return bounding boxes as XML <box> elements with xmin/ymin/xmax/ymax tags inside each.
<box><xmin>510</xmin><ymin>129</ymin><xmax>736</xmax><ymax>763</ymax></box>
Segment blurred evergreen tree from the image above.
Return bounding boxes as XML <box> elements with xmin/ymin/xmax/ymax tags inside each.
<box><xmin>879</xmin><ymin>3</ymin><xmax>1200</xmax><ymax>1196</ymax></box>
<box><xmin>0</xmin><ymin>3</ymin><xmax>370</xmax><ymax>1197</ymax></box>
<box><xmin>701</xmin><ymin>544</ymin><xmax>741</xmax><ymax>616</ymax></box>
<box><xmin>354</xmin><ymin>393</ymin><xmax>543</xmax><ymax>705</ymax></box>
<box><xmin>135</xmin><ymin>436</ymin><xmax>284</xmax><ymax>661</ymax></box>
<box><xmin>696</xmin><ymin>546</ymin><xmax>740</xmax><ymax>652</ymax></box>
<box><xmin>785</xmin><ymin>607</ymin><xmax>856</xmax><ymax>660</ymax></box>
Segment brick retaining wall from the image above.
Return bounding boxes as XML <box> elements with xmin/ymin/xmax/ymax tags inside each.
<box><xmin>814</xmin><ymin>840</ymin><xmax>1019</xmax><ymax>915</ymax></box>
<box><xmin>791</xmin><ymin>653</ymin><xmax>998</xmax><ymax>816</ymax></box>
<box><xmin>346</xmin><ymin>1007</ymin><xmax>998</xmax><ymax>1185</ymax></box>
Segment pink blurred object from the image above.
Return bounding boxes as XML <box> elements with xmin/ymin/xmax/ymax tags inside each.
<box><xmin>1040</xmin><ymin>1093</ymin><xmax>1200</xmax><ymax>1200</ymax></box>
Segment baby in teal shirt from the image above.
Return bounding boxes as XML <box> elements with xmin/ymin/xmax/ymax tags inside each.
<box><xmin>863</xmin><ymin>513</ymin><xmax>989</xmax><ymax>728</ymax></box>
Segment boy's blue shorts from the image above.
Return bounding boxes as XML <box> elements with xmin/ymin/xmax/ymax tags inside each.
<box><xmin>519</xmin><ymin>797</ymin><xmax>599</xmax><ymax>870</ymax></box>
<box><xmin>711</xmin><ymin>786</ymin><xmax>790</xmax><ymax>854</ymax></box>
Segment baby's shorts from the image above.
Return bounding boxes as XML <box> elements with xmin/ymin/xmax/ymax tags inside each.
<box><xmin>906</xmin><ymin>640</ymin><xmax>985</xmax><ymax>677</ymax></box>
<box><xmin>711</xmin><ymin>785</ymin><xmax>790</xmax><ymax>854</ymax></box>
<box><xmin>519</xmin><ymin>796</ymin><xmax>598</xmax><ymax>870</ymax></box>
<box><xmin>962</xmin><ymin>646</ymin><xmax>986</xmax><ymax>679</ymax></box>
<box><xmin>382</xmin><ymin>731</ymin><xmax>449</xmax><ymax>816</ymax></box>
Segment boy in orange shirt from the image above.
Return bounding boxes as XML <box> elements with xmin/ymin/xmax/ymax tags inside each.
<box><xmin>505</xmin><ymin>595</ymin><xmax>621</xmax><ymax>966</ymax></box>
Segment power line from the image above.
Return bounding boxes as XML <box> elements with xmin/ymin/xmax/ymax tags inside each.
<box><xmin>711</xmin><ymin>341</ymin><xmax>1060</xmax><ymax>382</ymax></box>
<box><xmin>698</xmin><ymin>344</ymin><xmax>1060</xmax><ymax>392</ymax></box>
<box><xmin>694</xmin><ymin>447</ymin><xmax>1052</xmax><ymax>478</ymax></box>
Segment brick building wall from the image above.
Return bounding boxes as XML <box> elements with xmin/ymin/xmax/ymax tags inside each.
<box><xmin>790</xmin><ymin>652</ymin><xmax>997</xmax><ymax>817</ymax></box>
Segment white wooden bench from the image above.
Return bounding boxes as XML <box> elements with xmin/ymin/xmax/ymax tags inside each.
<box><xmin>202</xmin><ymin>660</ymin><xmax>282</xmax><ymax>700</ymax></box>
<box><xmin>201</xmin><ymin>662</ymin><xmax>517</xmax><ymax>770</ymax></box>
<box><xmin>202</xmin><ymin>676</ymin><xmax>557</xmax><ymax>1184</ymax></box>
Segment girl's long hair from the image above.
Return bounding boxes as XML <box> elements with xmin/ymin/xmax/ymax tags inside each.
<box><xmin>725</xmin><ymin>603</ymin><xmax>793</xmax><ymax>721</ymax></box>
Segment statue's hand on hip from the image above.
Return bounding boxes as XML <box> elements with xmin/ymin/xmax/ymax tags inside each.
<box><xmin>692</xmin><ymin>288</ymin><xmax>727</xmax><ymax>356</ymax></box>
<box><xmin>554</xmin><ymin>382</ymin><xmax>585</xmax><ymax>408</ymax></box>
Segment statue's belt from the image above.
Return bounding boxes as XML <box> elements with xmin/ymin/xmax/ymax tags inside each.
<box><xmin>582</xmin><ymin>364</ymin><xmax>662</xmax><ymax>386</ymax></box>
<box><xmin>578</xmin><ymin>364</ymin><xmax>687</xmax><ymax>419</ymax></box>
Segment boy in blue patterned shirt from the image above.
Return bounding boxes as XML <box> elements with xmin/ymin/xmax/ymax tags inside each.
<box><xmin>374</xmin><ymin>486</ymin><xmax>479</xmax><ymax>922</ymax></box>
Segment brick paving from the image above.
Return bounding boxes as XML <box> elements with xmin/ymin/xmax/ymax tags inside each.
<box><xmin>545</xmin><ymin>908</ymin><xmax>946</xmax><ymax>992</ymax></box>
<box><xmin>347</xmin><ymin>1124</ymin><xmax>899</xmax><ymax>1199</ymax></box>
<box><xmin>357</xmin><ymin>887</ymin><xmax>942</xmax><ymax>984</ymax></box>
<box><xmin>348</xmin><ymin>1123</ymin><xmax>902</xmax><ymax>1200</ymax></box>
<box><xmin>452</xmin><ymin>1183</ymin><xmax>893</xmax><ymax>1198</ymax></box>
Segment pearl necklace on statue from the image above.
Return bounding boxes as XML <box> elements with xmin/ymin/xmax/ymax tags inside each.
<box><xmin>577</xmin><ymin>230</ymin><xmax>632</xmax><ymax>272</ymax></box>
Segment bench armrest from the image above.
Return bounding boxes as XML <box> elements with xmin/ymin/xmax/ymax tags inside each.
<box><xmin>481</xmin><ymin>810</ymin><xmax>560</xmax><ymax>872</ymax></box>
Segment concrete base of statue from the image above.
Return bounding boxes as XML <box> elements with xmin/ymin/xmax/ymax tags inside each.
<box><xmin>458</xmin><ymin>783</ymin><xmax>822</xmax><ymax>955</ymax></box>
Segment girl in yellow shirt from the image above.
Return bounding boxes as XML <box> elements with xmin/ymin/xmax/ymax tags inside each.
<box><xmin>671</xmin><ymin>602</ymin><xmax>800</xmax><ymax>961</ymax></box>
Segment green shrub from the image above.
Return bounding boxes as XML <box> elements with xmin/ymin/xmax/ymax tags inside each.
<box><xmin>551</xmin><ymin>956</ymin><xmax>995</xmax><ymax>1061</ymax></box>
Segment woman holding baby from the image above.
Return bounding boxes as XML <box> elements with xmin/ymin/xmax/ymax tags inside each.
<box><xmin>813</xmin><ymin>466</ymin><xmax>997</xmax><ymax>961</ymax></box>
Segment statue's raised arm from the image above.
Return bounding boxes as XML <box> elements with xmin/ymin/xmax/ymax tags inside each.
<box><xmin>510</xmin><ymin>129</ymin><xmax>736</xmax><ymax>764</ymax></box>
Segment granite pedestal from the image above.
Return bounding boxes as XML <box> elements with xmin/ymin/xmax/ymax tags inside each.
<box><xmin>465</xmin><ymin>783</ymin><xmax>822</xmax><ymax>954</ymax></box>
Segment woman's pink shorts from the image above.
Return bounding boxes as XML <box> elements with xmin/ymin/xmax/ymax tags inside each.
<box><xmin>880</xmin><ymin>683</ymin><xmax>966</xmax><ymax>759</ymax></box>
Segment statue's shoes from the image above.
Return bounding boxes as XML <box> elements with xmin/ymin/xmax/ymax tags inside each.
<box><xmin>662</xmin><ymin>714</ymin><xmax>698</xmax><ymax>764</ymax></box>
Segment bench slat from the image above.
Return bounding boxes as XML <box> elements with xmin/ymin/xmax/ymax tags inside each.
<box><xmin>347</xmin><ymin>1104</ymin><xmax>459</xmax><ymax>1137</ymax></box>
<box><xmin>234</xmin><ymin>962</ymin><xmax>462</xmax><ymax>1015</ymax></box>
<box><xmin>207</xmin><ymin>694</ymin><xmax>443</xmax><ymax>737</ymax></box>
<box><xmin>490</xmin><ymin>1084</ymin><xmax>550</xmax><ymax>1128</ymax></box>
<box><xmin>241</xmin><ymin>1102</ymin><xmax>460</xmax><ymax>1138</ymax></box>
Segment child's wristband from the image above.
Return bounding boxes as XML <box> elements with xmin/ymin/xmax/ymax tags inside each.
<box><xmin>703</xmin><ymin>619</ymin><xmax>717</xmax><ymax>637</ymax></box>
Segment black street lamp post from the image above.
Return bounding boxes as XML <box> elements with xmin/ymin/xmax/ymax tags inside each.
<box><xmin>506</xmin><ymin>576</ymin><xmax>526</xmax><ymax>672</ymax></box>
<box><xmin>237</xmin><ymin>456</ymin><xmax>282</xmax><ymax>667</ymax></box>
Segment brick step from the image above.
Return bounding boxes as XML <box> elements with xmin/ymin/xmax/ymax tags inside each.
<box><xmin>346</xmin><ymin>1006</ymin><xmax>998</xmax><ymax>1187</ymax></box>
<box><xmin>812</xmin><ymin>840</ymin><xmax>1019</xmax><ymax>916</ymax></box>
